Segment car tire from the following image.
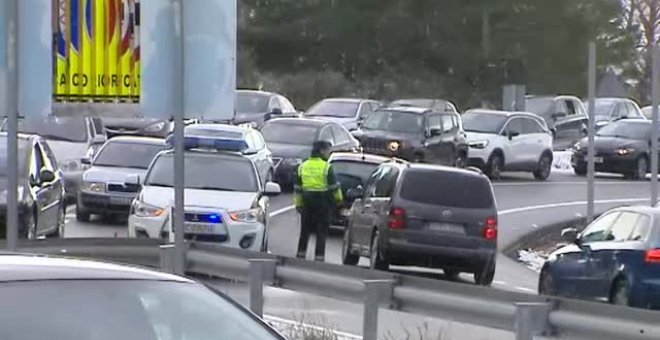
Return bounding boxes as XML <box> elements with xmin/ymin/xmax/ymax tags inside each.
<box><xmin>486</xmin><ymin>153</ymin><xmax>503</xmax><ymax>180</ymax></box>
<box><xmin>610</xmin><ymin>277</ymin><xmax>630</xmax><ymax>306</ymax></box>
<box><xmin>444</xmin><ymin>269</ymin><xmax>460</xmax><ymax>281</ymax></box>
<box><xmin>474</xmin><ymin>262</ymin><xmax>495</xmax><ymax>286</ymax></box>
<box><xmin>341</xmin><ymin>226</ymin><xmax>359</xmax><ymax>266</ymax></box>
<box><xmin>533</xmin><ymin>153</ymin><xmax>552</xmax><ymax>181</ymax></box>
<box><xmin>573</xmin><ymin>163</ymin><xmax>587</xmax><ymax>176</ymax></box>
<box><xmin>628</xmin><ymin>156</ymin><xmax>648</xmax><ymax>180</ymax></box>
<box><xmin>369</xmin><ymin>230</ymin><xmax>389</xmax><ymax>271</ymax></box>
<box><xmin>76</xmin><ymin>205</ymin><xmax>91</xmax><ymax>223</ymax></box>
<box><xmin>538</xmin><ymin>267</ymin><xmax>555</xmax><ymax>295</ymax></box>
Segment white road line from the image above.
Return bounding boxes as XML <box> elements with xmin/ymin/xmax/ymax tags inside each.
<box><xmin>271</xmin><ymin>205</ymin><xmax>295</xmax><ymax>217</ymax></box>
<box><xmin>514</xmin><ymin>287</ymin><xmax>536</xmax><ymax>293</ymax></box>
<box><xmin>499</xmin><ymin>198</ymin><xmax>650</xmax><ymax>216</ymax></box>
<box><xmin>492</xmin><ymin>181</ymin><xmax>650</xmax><ymax>187</ymax></box>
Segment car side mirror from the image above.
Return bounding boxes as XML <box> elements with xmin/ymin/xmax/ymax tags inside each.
<box><xmin>561</xmin><ymin>227</ymin><xmax>579</xmax><ymax>244</ymax></box>
<box><xmin>429</xmin><ymin>128</ymin><xmax>442</xmax><ymax>137</ymax></box>
<box><xmin>264</xmin><ymin>182</ymin><xmax>281</xmax><ymax>196</ymax></box>
<box><xmin>125</xmin><ymin>174</ymin><xmax>141</xmax><ymax>186</ymax></box>
<box><xmin>271</xmin><ymin>108</ymin><xmax>283</xmax><ymax>116</ymax></box>
<box><xmin>346</xmin><ymin>185</ymin><xmax>363</xmax><ymax>199</ymax></box>
<box><xmin>508</xmin><ymin>131</ymin><xmax>520</xmax><ymax>140</ymax></box>
<box><xmin>39</xmin><ymin>169</ymin><xmax>56</xmax><ymax>185</ymax></box>
<box><xmin>80</xmin><ymin>157</ymin><xmax>91</xmax><ymax>165</ymax></box>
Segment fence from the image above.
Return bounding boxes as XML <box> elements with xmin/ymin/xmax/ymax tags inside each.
<box><xmin>4</xmin><ymin>238</ymin><xmax>660</xmax><ymax>340</ymax></box>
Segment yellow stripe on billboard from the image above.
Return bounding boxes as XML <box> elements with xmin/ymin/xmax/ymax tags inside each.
<box><xmin>53</xmin><ymin>0</ymin><xmax>140</xmax><ymax>103</ymax></box>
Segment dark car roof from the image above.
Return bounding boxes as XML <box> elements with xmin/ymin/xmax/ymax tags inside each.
<box><xmin>0</xmin><ymin>254</ymin><xmax>192</xmax><ymax>283</ymax></box>
<box><xmin>329</xmin><ymin>152</ymin><xmax>392</xmax><ymax>164</ymax></box>
<box><xmin>320</xmin><ymin>98</ymin><xmax>378</xmax><ymax>104</ymax></box>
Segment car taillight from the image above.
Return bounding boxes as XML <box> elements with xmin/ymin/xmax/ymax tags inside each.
<box><xmin>388</xmin><ymin>207</ymin><xmax>406</xmax><ymax>229</ymax></box>
<box><xmin>483</xmin><ymin>216</ymin><xmax>498</xmax><ymax>240</ymax></box>
<box><xmin>645</xmin><ymin>249</ymin><xmax>660</xmax><ymax>263</ymax></box>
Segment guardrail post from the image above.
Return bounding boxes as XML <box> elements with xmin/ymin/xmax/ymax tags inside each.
<box><xmin>363</xmin><ymin>280</ymin><xmax>394</xmax><ymax>340</ymax></box>
<box><xmin>249</xmin><ymin>259</ymin><xmax>277</xmax><ymax>318</ymax></box>
<box><xmin>159</xmin><ymin>244</ymin><xmax>185</xmax><ymax>274</ymax></box>
<box><xmin>514</xmin><ymin>302</ymin><xmax>552</xmax><ymax>340</ymax></box>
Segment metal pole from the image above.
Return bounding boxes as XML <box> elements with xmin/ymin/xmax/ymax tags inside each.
<box><xmin>248</xmin><ymin>259</ymin><xmax>276</xmax><ymax>318</ymax></box>
<box><xmin>514</xmin><ymin>303</ymin><xmax>552</xmax><ymax>340</ymax></box>
<box><xmin>651</xmin><ymin>45</ymin><xmax>659</xmax><ymax>207</ymax></box>
<box><xmin>362</xmin><ymin>280</ymin><xmax>393</xmax><ymax>340</ymax></box>
<box><xmin>172</xmin><ymin>0</ymin><xmax>185</xmax><ymax>274</ymax></box>
<box><xmin>587</xmin><ymin>42</ymin><xmax>596</xmax><ymax>222</ymax></box>
<box><xmin>6</xmin><ymin>0</ymin><xmax>19</xmax><ymax>250</ymax></box>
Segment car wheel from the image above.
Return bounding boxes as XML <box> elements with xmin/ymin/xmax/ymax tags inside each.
<box><xmin>474</xmin><ymin>262</ymin><xmax>495</xmax><ymax>286</ymax></box>
<box><xmin>538</xmin><ymin>268</ymin><xmax>555</xmax><ymax>295</ymax></box>
<box><xmin>533</xmin><ymin>154</ymin><xmax>552</xmax><ymax>181</ymax></box>
<box><xmin>369</xmin><ymin>230</ymin><xmax>389</xmax><ymax>271</ymax></box>
<box><xmin>341</xmin><ymin>226</ymin><xmax>359</xmax><ymax>266</ymax></box>
<box><xmin>610</xmin><ymin>278</ymin><xmax>630</xmax><ymax>306</ymax></box>
<box><xmin>76</xmin><ymin>205</ymin><xmax>91</xmax><ymax>223</ymax></box>
<box><xmin>630</xmin><ymin>156</ymin><xmax>648</xmax><ymax>180</ymax></box>
<box><xmin>444</xmin><ymin>269</ymin><xmax>460</xmax><ymax>281</ymax></box>
<box><xmin>486</xmin><ymin>154</ymin><xmax>503</xmax><ymax>180</ymax></box>
<box><xmin>573</xmin><ymin>163</ymin><xmax>587</xmax><ymax>176</ymax></box>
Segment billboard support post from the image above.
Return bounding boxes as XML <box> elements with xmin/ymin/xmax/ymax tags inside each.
<box><xmin>6</xmin><ymin>0</ymin><xmax>19</xmax><ymax>250</ymax></box>
<box><xmin>587</xmin><ymin>42</ymin><xmax>596</xmax><ymax>222</ymax></box>
<box><xmin>172</xmin><ymin>0</ymin><xmax>185</xmax><ymax>274</ymax></box>
<box><xmin>651</xmin><ymin>45</ymin><xmax>659</xmax><ymax>207</ymax></box>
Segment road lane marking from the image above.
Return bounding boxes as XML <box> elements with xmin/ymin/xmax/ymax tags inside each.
<box><xmin>493</xmin><ymin>181</ymin><xmax>651</xmax><ymax>187</ymax></box>
<box><xmin>499</xmin><ymin>198</ymin><xmax>650</xmax><ymax>215</ymax></box>
<box><xmin>514</xmin><ymin>287</ymin><xmax>536</xmax><ymax>293</ymax></box>
<box><xmin>271</xmin><ymin>205</ymin><xmax>295</xmax><ymax>217</ymax></box>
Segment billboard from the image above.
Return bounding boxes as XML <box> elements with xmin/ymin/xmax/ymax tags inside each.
<box><xmin>53</xmin><ymin>0</ymin><xmax>140</xmax><ymax>103</ymax></box>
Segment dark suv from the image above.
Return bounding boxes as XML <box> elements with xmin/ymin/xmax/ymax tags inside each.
<box><xmin>351</xmin><ymin>107</ymin><xmax>468</xmax><ymax>166</ymax></box>
<box><xmin>341</xmin><ymin>162</ymin><xmax>498</xmax><ymax>285</ymax></box>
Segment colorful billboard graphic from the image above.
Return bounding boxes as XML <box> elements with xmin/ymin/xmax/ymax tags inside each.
<box><xmin>53</xmin><ymin>0</ymin><xmax>140</xmax><ymax>103</ymax></box>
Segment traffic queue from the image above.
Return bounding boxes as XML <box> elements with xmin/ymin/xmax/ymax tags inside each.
<box><xmin>1</xmin><ymin>91</ymin><xmax>660</xmax><ymax>310</ymax></box>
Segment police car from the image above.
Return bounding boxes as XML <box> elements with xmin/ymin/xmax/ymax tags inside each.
<box><xmin>181</xmin><ymin>123</ymin><xmax>275</xmax><ymax>185</ymax></box>
<box><xmin>127</xmin><ymin>135</ymin><xmax>281</xmax><ymax>252</ymax></box>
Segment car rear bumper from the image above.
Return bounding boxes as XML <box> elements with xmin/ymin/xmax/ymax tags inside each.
<box><xmin>633</xmin><ymin>279</ymin><xmax>660</xmax><ymax>310</ymax></box>
<box><xmin>385</xmin><ymin>237</ymin><xmax>496</xmax><ymax>272</ymax></box>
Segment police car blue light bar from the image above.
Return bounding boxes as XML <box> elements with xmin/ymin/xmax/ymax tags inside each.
<box><xmin>166</xmin><ymin>135</ymin><xmax>250</xmax><ymax>152</ymax></box>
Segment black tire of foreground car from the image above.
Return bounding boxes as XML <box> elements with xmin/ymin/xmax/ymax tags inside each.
<box><xmin>486</xmin><ymin>153</ymin><xmax>503</xmax><ymax>180</ymax></box>
<box><xmin>533</xmin><ymin>153</ymin><xmax>553</xmax><ymax>181</ymax></box>
<box><xmin>474</xmin><ymin>261</ymin><xmax>496</xmax><ymax>286</ymax></box>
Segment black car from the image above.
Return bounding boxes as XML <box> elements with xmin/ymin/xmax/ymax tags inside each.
<box><xmin>539</xmin><ymin>206</ymin><xmax>660</xmax><ymax>309</ymax></box>
<box><xmin>0</xmin><ymin>133</ymin><xmax>66</xmax><ymax>240</ymax></box>
<box><xmin>260</xmin><ymin>118</ymin><xmax>360</xmax><ymax>187</ymax></box>
<box><xmin>101</xmin><ymin>117</ymin><xmax>170</xmax><ymax>139</ymax></box>
<box><xmin>234</xmin><ymin>90</ymin><xmax>300</xmax><ymax>128</ymax></box>
<box><xmin>591</xmin><ymin>97</ymin><xmax>646</xmax><ymax>130</ymax></box>
<box><xmin>387</xmin><ymin>99</ymin><xmax>458</xmax><ymax>113</ymax></box>
<box><xmin>571</xmin><ymin>119</ymin><xmax>659</xmax><ymax>179</ymax></box>
<box><xmin>0</xmin><ymin>254</ymin><xmax>286</xmax><ymax>339</ymax></box>
<box><xmin>304</xmin><ymin>98</ymin><xmax>383</xmax><ymax>131</ymax></box>
<box><xmin>327</xmin><ymin>152</ymin><xmax>394</xmax><ymax>227</ymax></box>
<box><xmin>525</xmin><ymin>95</ymin><xmax>589</xmax><ymax>151</ymax></box>
<box><xmin>351</xmin><ymin>106</ymin><xmax>468</xmax><ymax>166</ymax></box>
<box><xmin>342</xmin><ymin>162</ymin><xmax>498</xmax><ymax>285</ymax></box>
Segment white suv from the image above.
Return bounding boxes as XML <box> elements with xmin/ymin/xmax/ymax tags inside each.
<box><xmin>463</xmin><ymin>109</ymin><xmax>554</xmax><ymax>180</ymax></box>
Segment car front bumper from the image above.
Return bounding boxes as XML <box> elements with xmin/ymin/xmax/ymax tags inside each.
<box><xmin>128</xmin><ymin>213</ymin><xmax>266</xmax><ymax>252</ymax></box>
<box><xmin>78</xmin><ymin>190</ymin><xmax>137</xmax><ymax>214</ymax></box>
<box><xmin>571</xmin><ymin>151</ymin><xmax>639</xmax><ymax>173</ymax></box>
<box><xmin>466</xmin><ymin>146</ymin><xmax>492</xmax><ymax>169</ymax></box>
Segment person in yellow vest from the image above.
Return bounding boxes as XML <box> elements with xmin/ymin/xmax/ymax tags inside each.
<box><xmin>294</xmin><ymin>140</ymin><xmax>343</xmax><ymax>261</ymax></box>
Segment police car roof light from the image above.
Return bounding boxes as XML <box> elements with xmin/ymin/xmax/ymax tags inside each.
<box><xmin>166</xmin><ymin>135</ymin><xmax>249</xmax><ymax>153</ymax></box>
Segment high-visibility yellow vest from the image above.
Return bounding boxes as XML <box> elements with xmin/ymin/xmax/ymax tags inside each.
<box><xmin>298</xmin><ymin>157</ymin><xmax>331</xmax><ymax>191</ymax></box>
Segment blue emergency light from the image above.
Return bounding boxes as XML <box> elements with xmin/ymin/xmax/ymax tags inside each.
<box><xmin>166</xmin><ymin>134</ymin><xmax>249</xmax><ymax>153</ymax></box>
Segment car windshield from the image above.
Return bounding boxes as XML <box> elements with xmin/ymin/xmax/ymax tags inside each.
<box><xmin>361</xmin><ymin>111</ymin><xmax>423</xmax><ymax>134</ymax></box>
<box><xmin>594</xmin><ymin>102</ymin><xmax>615</xmax><ymax>117</ymax></box>
<box><xmin>11</xmin><ymin>117</ymin><xmax>88</xmax><ymax>143</ymax></box>
<box><xmin>596</xmin><ymin>121</ymin><xmax>652</xmax><ymax>140</ymax></box>
<box><xmin>0</xmin><ymin>138</ymin><xmax>29</xmax><ymax>178</ymax></box>
<box><xmin>525</xmin><ymin>98</ymin><xmax>554</xmax><ymax>114</ymax></box>
<box><xmin>236</xmin><ymin>92</ymin><xmax>270</xmax><ymax>114</ymax></box>
<box><xmin>146</xmin><ymin>153</ymin><xmax>259</xmax><ymax>192</ymax></box>
<box><xmin>306</xmin><ymin>101</ymin><xmax>359</xmax><ymax>118</ymax></box>
<box><xmin>399</xmin><ymin>170</ymin><xmax>494</xmax><ymax>209</ymax></box>
<box><xmin>93</xmin><ymin>141</ymin><xmax>167</xmax><ymax>169</ymax></box>
<box><xmin>261</xmin><ymin>123</ymin><xmax>319</xmax><ymax>145</ymax></box>
<box><xmin>331</xmin><ymin>160</ymin><xmax>380</xmax><ymax>185</ymax></box>
<box><xmin>0</xmin><ymin>279</ymin><xmax>281</xmax><ymax>340</ymax></box>
<box><xmin>462</xmin><ymin>112</ymin><xmax>509</xmax><ymax>133</ymax></box>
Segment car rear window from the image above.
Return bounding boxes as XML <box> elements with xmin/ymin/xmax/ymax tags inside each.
<box><xmin>399</xmin><ymin>170</ymin><xmax>494</xmax><ymax>208</ymax></box>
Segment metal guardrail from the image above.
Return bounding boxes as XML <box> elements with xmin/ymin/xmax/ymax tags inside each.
<box><xmin>4</xmin><ymin>238</ymin><xmax>660</xmax><ymax>340</ymax></box>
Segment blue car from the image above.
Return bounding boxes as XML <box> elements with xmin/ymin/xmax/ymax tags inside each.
<box><xmin>539</xmin><ymin>206</ymin><xmax>660</xmax><ymax>309</ymax></box>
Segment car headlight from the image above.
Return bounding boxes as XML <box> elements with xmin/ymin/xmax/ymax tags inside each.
<box><xmin>388</xmin><ymin>141</ymin><xmax>401</xmax><ymax>152</ymax></box>
<box><xmin>82</xmin><ymin>181</ymin><xmax>105</xmax><ymax>193</ymax></box>
<box><xmin>145</xmin><ymin>121</ymin><xmax>166</xmax><ymax>132</ymax></box>
<box><xmin>229</xmin><ymin>208</ymin><xmax>264</xmax><ymax>223</ymax></box>
<box><xmin>60</xmin><ymin>159</ymin><xmax>81</xmax><ymax>172</ymax></box>
<box><xmin>616</xmin><ymin>148</ymin><xmax>635</xmax><ymax>156</ymax></box>
<box><xmin>469</xmin><ymin>140</ymin><xmax>489</xmax><ymax>149</ymax></box>
<box><xmin>131</xmin><ymin>200</ymin><xmax>165</xmax><ymax>218</ymax></box>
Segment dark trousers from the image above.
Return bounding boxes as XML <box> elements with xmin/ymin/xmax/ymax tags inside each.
<box><xmin>297</xmin><ymin>192</ymin><xmax>332</xmax><ymax>260</ymax></box>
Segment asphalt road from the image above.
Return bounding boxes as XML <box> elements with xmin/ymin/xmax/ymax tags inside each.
<box><xmin>62</xmin><ymin>171</ymin><xmax>657</xmax><ymax>339</ymax></box>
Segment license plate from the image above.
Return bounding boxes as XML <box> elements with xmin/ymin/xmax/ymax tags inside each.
<box><xmin>428</xmin><ymin>222</ymin><xmax>465</xmax><ymax>234</ymax></box>
<box><xmin>184</xmin><ymin>223</ymin><xmax>214</xmax><ymax>234</ymax></box>
<box><xmin>109</xmin><ymin>196</ymin><xmax>133</xmax><ymax>205</ymax></box>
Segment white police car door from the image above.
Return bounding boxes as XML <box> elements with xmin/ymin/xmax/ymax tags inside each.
<box><xmin>248</xmin><ymin>130</ymin><xmax>271</xmax><ymax>184</ymax></box>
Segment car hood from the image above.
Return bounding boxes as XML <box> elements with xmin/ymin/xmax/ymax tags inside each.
<box><xmin>465</xmin><ymin>132</ymin><xmax>497</xmax><ymax>142</ymax></box>
<box><xmin>139</xmin><ymin>186</ymin><xmax>258</xmax><ymax>211</ymax></box>
<box><xmin>83</xmin><ymin>166</ymin><xmax>149</xmax><ymax>183</ymax></box>
<box><xmin>268</xmin><ymin>142</ymin><xmax>312</xmax><ymax>159</ymax></box>
<box><xmin>577</xmin><ymin>136</ymin><xmax>644</xmax><ymax>151</ymax></box>
<box><xmin>47</xmin><ymin>140</ymin><xmax>89</xmax><ymax>161</ymax></box>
